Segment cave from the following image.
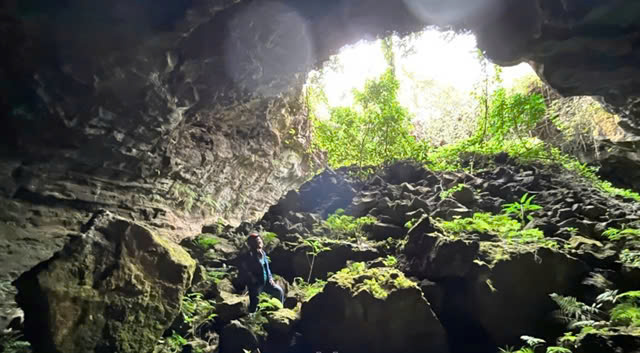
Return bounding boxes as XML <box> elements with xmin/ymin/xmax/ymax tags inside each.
<box><xmin>2</xmin><ymin>1</ymin><xmax>640</xmax><ymax>353</ymax></box>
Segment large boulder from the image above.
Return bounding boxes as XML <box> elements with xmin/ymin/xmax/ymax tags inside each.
<box><xmin>469</xmin><ymin>247</ymin><xmax>589</xmax><ymax>346</ymax></box>
<box><xmin>300</xmin><ymin>266</ymin><xmax>449</xmax><ymax>353</ymax></box>
<box><xmin>14</xmin><ymin>211</ymin><xmax>196</xmax><ymax>353</ymax></box>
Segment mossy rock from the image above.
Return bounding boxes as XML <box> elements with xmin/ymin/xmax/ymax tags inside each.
<box><xmin>300</xmin><ymin>265</ymin><xmax>449</xmax><ymax>353</ymax></box>
<box><xmin>15</xmin><ymin>212</ymin><xmax>196</xmax><ymax>353</ymax></box>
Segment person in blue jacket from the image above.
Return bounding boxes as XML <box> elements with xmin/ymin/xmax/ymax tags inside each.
<box><xmin>241</xmin><ymin>232</ymin><xmax>284</xmax><ymax>313</ymax></box>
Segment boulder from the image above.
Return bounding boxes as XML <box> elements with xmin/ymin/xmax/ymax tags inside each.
<box><xmin>264</xmin><ymin>308</ymin><xmax>298</xmax><ymax>336</ymax></box>
<box><xmin>406</xmin><ymin>234</ymin><xmax>479</xmax><ymax>280</ymax></box>
<box><xmin>469</xmin><ymin>247</ymin><xmax>589</xmax><ymax>346</ymax></box>
<box><xmin>14</xmin><ymin>211</ymin><xmax>196</xmax><ymax>353</ymax></box>
<box><xmin>451</xmin><ymin>185</ymin><xmax>475</xmax><ymax>207</ymax></box>
<box><xmin>575</xmin><ymin>330</ymin><xmax>640</xmax><ymax>353</ymax></box>
<box><xmin>215</xmin><ymin>291</ymin><xmax>248</xmax><ymax>323</ymax></box>
<box><xmin>218</xmin><ymin>320</ymin><xmax>259</xmax><ymax>353</ymax></box>
<box><xmin>270</xmin><ymin>240</ymin><xmax>379</xmax><ymax>282</ymax></box>
<box><xmin>363</xmin><ymin>222</ymin><xmax>406</xmax><ymax>241</ymax></box>
<box><xmin>300</xmin><ymin>267</ymin><xmax>449</xmax><ymax>353</ymax></box>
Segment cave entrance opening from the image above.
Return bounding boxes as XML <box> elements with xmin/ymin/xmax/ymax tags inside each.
<box><xmin>304</xmin><ymin>28</ymin><xmax>623</xmax><ymax>173</ymax></box>
<box><xmin>304</xmin><ymin>28</ymin><xmax>534</xmax><ymax>167</ymax></box>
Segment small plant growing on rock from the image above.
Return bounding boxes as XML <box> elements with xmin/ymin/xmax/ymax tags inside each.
<box><xmin>603</xmin><ymin>227</ymin><xmax>640</xmax><ymax>241</ymax></box>
<box><xmin>382</xmin><ymin>255</ymin><xmax>398</xmax><ymax>267</ymax></box>
<box><xmin>439</xmin><ymin>183</ymin><xmax>466</xmax><ymax>200</ymax></box>
<box><xmin>262</xmin><ymin>231</ymin><xmax>278</xmax><ymax>246</ymax></box>
<box><xmin>0</xmin><ymin>332</ymin><xmax>31</xmax><ymax>353</ymax></box>
<box><xmin>293</xmin><ymin>277</ymin><xmax>327</xmax><ymax>302</ymax></box>
<box><xmin>549</xmin><ymin>293</ymin><xmax>601</xmax><ymax>325</ymax></box>
<box><xmin>194</xmin><ymin>235</ymin><xmax>221</xmax><ymax>250</ymax></box>
<box><xmin>324</xmin><ymin>208</ymin><xmax>376</xmax><ymax>244</ymax></box>
<box><xmin>502</xmin><ymin>193</ymin><xmax>542</xmax><ymax>226</ymax></box>
<box><xmin>304</xmin><ymin>239</ymin><xmax>331</xmax><ymax>282</ymax></box>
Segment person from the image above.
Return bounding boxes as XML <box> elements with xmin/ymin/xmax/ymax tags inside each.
<box><xmin>240</xmin><ymin>232</ymin><xmax>284</xmax><ymax>313</ymax></box>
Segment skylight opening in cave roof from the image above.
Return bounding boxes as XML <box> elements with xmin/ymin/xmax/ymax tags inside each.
<box><xmin>308</xmin><ymin>28</ymin><xmax>536</xmax><ymax>121</ymax></box>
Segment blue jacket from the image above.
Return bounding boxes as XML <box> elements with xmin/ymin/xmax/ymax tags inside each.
<box><xmin>241</xmin><ymin>250</ymin><xmax>273</xmax><ymax>287</ymax></box>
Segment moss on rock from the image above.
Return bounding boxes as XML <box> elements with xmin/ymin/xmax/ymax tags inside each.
<box><xmin>14</xmin><ymin>212</ymin><xmax>196</xmax><ymax>353</ymax></box>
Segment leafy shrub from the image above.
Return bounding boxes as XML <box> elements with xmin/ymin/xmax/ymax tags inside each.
<box><xmin>436</xmin><ymin>213</ymin><xmax>552</xmax><ymax>246</ymax></box>
<box><xmin>262</xmin><ymin>231</ymin><xmax>278</xmax><ymax>246</ymax></box>
<box><xmin>303</xmin><ymin>238</ymin><xmax>331</xmax><ymax>282</ymax></box>
<box><xmin>293</xmin><ymin>277</ymin><xmax>327</xmax><ymax>301</ymax></box>
<box><xmin>502</xmin><ymin>193</ymin><xmax>543</xmax><ymax>227</ymax></box>
<box><xmin>324</xmin><ymin>209</ymin><xmax>376</xmax><ymax>243</ymax></box>
<box><xmin>603</xmin><ymin>227</ymin><xmax>640</xmax><ymax>241</ymax></box>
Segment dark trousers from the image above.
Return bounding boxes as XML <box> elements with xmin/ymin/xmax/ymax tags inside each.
<box><xmin>248</xmin><ymin>281</ymin><xmax>284</xmax><ymax>313</ymax></box>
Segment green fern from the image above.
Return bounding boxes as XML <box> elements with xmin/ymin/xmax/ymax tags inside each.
<box><xmin>549</xmin><ymin>293</ymin><xmax>600</xmax><ymax>323</ymax></box>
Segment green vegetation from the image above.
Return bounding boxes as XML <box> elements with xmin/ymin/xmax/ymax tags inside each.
<box><xmin>308</xmin><ymin>39</ymin><xmax>640</xmax><ymax>204</ymax></box>
<box><xmin>262</xmin><ymin>231</ymin><xmax>278</xmax><ymax>246</ymax></box>
<box><xmin>332</xmin><ymin>262</ymin><xmax>416</xmax><ymax>299</ymax></box>
<box><xmin>546</xmin><ymin>290</ymin><xmax>640</xmax><ymax>352</ymax></box>
<box><xmin>194</xmin><ymin>235</ymin><xmax>221</xmax><ymax>250</ymax></box>
<box><xmin>436</xmin><ymin>213</ymin><xmax>554</xmax><ymax>247</ymax></box>
<box><xmin>206</xmin><ymin>270</ymin><xmax>227</xmax><ymax>284</ymax></box>
<box><xmin>304</xmin><ymin>239</ymin><xmax>331</xmax><ymax>282</ymax></box>
<box><xmin>382</xmin><ymin>255</ymin><xmax>398</xmax><ymax>267</ymax></box>
<box><xmin>440</xmin><ymin>183</ymin><xmax>466</xmax><ymax>200</ymax></box>
<box><xmin>0</xmin><ymin>332</ymin><xmax>31</xmax><ymax>353</ymax></box>
<box><xmin>499</xmin><ymin>336</ymin><xmax>572</xmax><ymax>353</ymax></box>
<box><xmin>324</xmin><ymin>208</ymin><xmax>376</xmax><ymax>244</ymax></box>
<box><xmin>157</xmin><ymin>292</ymin><xmax>218</xmax><ymax>353</ymax></box>
<box><xmin>502</xmin><ymin>193</ymin><xmax>543</xmax><ymax>227</ymax></box>
<box><xmin>602</xmin><ymin>227</ymin><xmax>640</xmax><ymax>241</ymax></box>
<box><xmin>169</xmin><ymin>181</ymin><xmax>220</xmax><ymax>214</ymax></box>
<box><xmin>293</xmin><ymin>277</ymin><xmax>327</xmax><ymax>302</ymax></box>
<box><xmin>620</xmin><ymin>249</ymin><xmax>640</xmax><ymax>267</ymax></box>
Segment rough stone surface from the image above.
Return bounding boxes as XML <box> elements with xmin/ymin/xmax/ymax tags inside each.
<box><xmin>14</xmin><ymin>211</ymin><xmax>196</xmax><ymax>353</ymax></box>
<box><xmin>300</xmin><ymin>269</ymin><xmax>449</xmax><ymax>353</ymax></box>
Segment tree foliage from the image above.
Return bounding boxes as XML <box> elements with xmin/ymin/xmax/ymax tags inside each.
<box><xmin>312</xmin><ymin>39</ymin><xmax>423</xmax><ymax>168</ymax></box>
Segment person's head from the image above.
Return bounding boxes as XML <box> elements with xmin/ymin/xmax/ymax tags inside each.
<box><xmin>247</xmin><ymin>232</ymin><xmax>263</xmax><ymax>251</ymax></box>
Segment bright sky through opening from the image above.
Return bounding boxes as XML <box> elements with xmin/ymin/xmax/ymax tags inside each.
<box><xmin>318</xmin><ymin>29</ymin><xmax>535</xmax><ymax>109</ymax></box>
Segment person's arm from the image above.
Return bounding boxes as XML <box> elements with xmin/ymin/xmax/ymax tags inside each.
<box><xmin>263</xmin><ymin>250</ymin><xmax>275</xmax><ymax>283</ymax></box>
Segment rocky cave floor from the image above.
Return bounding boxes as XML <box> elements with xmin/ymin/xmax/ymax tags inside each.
<box><xmin>4</xmin><ymin>154</ymin><xmax>640</xmax><ymax>353</ymax></box>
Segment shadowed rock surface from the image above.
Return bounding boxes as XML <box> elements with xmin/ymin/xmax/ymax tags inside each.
<box><xmin>14</xmin><ymin>211</ymin><xmax>196</xmax><ymax>353</ymax></box>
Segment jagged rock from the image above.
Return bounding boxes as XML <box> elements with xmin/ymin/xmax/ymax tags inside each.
<box><xmin>270</xmin><ymin>240</ymin><xmax>379</xmax><ymax>282</ymax></box>
<box><xmin>300</xmin><ymin>268</ymin><xmax>449</xmax><ymax>353</ymax></box>
<box><xmin>419</xmin><ymin>279</ymin><xmax>445</xmax><ymax>314</ymax></box>
<box><xmin>180</xmin><ymin>234</ymin><xmax>240</xmax><ymax>268</ymax></box>
<box><xmin>575</xmin><ymin>330</ymin><xmax>640</xmax><ymax>353</ymax></box>
<box><xmin>215</xmin><ymin>291</ymin><xmax>248</xmax><ymax>323</ymax></box>
<box><xmin>14</xmin><ymin>212</ymin><xmax>196</xmax><ymax>353</ymax></box>
<box><xmin>469</xmin><ymin>247</ymin><xmax>589</xmax><ymax>346</ymax></box>
<box><xmin>219</xmin><ymin>320</ymin><xmax>259</xmax><ymax>353</ymax></box>
<box><xmin>408</xmin><ymin>196</ymin><xmax>431</xmax><ymax>213</ymax></box>
<box><xmin>363</xmin><ymin>222</ymin><xmax>406</xmax><ymax>241</ymax></box>
<box><xmin>451</xmin><ymin>185</ymin><xmax>475</xmax><ymax>207</ymax></box>
<box><xmin>405</xmin><ymin>233</ymin><xmax>479</xmax><ymax>280</ymax></box>
<box><xmin>264</xmin><ymin>308</ymin><xmax>298</xmax><ymax>336</ymax></box>
<box><xmin>347</xmin><ymin>192</ymin><xmax>382</xmax><ymax>218</ymax></box>
<box><xmin>404</xmin><ymin>216</ymin><xmax>437</xmax><ymax>255</ymax></box>
<box><xmin>432</xmin><ymin>198</ymin><xmax>472</xmax><ymax>220</ymax></box>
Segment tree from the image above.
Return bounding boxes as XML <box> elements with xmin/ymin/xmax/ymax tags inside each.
<box><xmin>312</xmin><ymin>38</ymin><xmax>419</xmax><ymax>168</ymax></box>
